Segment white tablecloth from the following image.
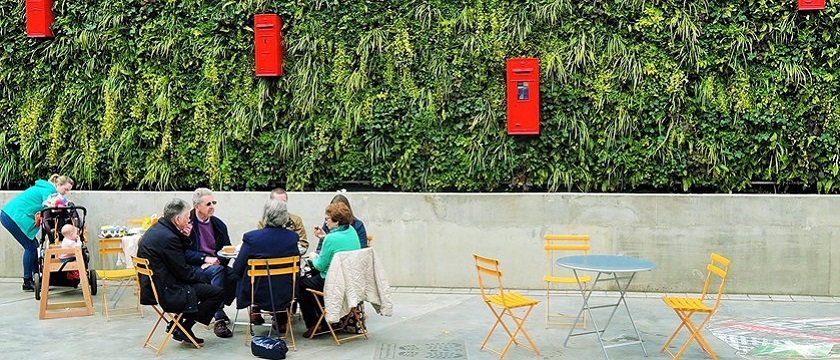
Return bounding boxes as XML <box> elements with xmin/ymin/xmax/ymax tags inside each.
<box><xmin>116</xmin><ymin>234</ymin><xmax>143</xmax><ymax>269</ymax></box>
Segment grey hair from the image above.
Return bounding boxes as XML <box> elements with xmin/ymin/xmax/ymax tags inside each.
<box><xmin>262</xmin><ymin>198</ymin><xmax>290</xmax><ymax>228</ymax></box>
<box><xmin>192</xmin><ymin>187</ymin><xmax>213</xmax><ymax>205</ymax></box>
<box><xmin>163</xmin><ymin>198</ymin><xmax>191</xmax><ymax>220</ymax></box>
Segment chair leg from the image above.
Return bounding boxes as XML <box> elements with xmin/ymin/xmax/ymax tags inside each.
<box><xmin>101</xmin><ymin>279</ymin><xmax>109</xmax><ymax>319</ymax></box>
<box><xmin>284</xmin><ymin>308</ymin><xmax>296</xmax><ymax>350</ymax></box>
<box><xmin>143</xmin><ymin>307</ymin><xmax>166</xmax><ymax>349</ymax></box>
<box><xmin>677</xmin><ymin>314</ymin><xmax>717</xmax><ymax>360</ymax></box>
<box><xmin>479</xmin><ymin>304</ymin><xmax>506</xmax><ymax>351</ymax></box>
<box><xmin>499</xmin><ymin>305</ymin><xmax>540</xmax><ymax>358</ymax></box>
<box><xmin>480</xmin><ymin>303</ymin><xmax>540</xmax><ymax>358</ymax></box>
<box><xmin>665</xmin><ymin>310</ymin><xmax>717</xmax><ymax>360</ymax></box>
<box><xmin>545</xmin><ymin>284</ymin><xmax>550</xmax><ymax>328</ymax></box>
<box><xmin>661</xmin><ymin>309</ymin><xmax>696</xmax><ymax>352</ymax></box>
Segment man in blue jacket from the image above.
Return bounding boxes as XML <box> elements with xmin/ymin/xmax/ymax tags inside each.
<box><xmin>184</xmin><ymin>188</ymin><xmax>236</xmax><ymax>338</ymax></box>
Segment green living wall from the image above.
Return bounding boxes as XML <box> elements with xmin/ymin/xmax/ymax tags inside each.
<box><xmin>1</xmin><ymin>0</ymin><xmax>840</xmax><ymax>192</ymax></box>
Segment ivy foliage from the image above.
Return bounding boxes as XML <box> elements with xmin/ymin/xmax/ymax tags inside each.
<box><xmin>1</xmin><ymin>0</ymin><xmax>839</xmax><ymax>192</ymax></box>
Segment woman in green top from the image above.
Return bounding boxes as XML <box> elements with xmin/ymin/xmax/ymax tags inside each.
<box><xmin>299</xmin><ymin>201</ymin><xmax>361</xmax><ymax>337</ymax></box>
<box><xmin>1</xmin><ymin>174</ymin><xmax>73</xmax><ymax>291</ymax></box>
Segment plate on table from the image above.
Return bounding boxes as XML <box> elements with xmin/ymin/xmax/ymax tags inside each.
<box><xmin>217</xmin><ymin>250</ymin><xmax>239</xmax><ymax>258</ymax></box>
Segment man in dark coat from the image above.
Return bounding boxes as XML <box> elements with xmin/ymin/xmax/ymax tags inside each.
<box><xmin>233</xmin><ymin>198</ymin><xmax>300</xmax><ymax>332</ymax></box>
<box><xmin>137</xmin><ymin>198</ymin><xmax>225</xmax><ymax>345</ymax></box>
<box><xmin>183</xmin><ymin>188</ymin><xmax>236</xmax><ymax>338</ymax></box>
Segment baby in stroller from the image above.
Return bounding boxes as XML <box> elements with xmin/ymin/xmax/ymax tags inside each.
<box><xmin>59</xmin><ymin>224</ymin><xmax>83</xmax><ymax>280</ymax></box>
<box><xmin>33</xmin><ymin>202</ymin><xmax>96</xmax><ymax>300</ymax></box>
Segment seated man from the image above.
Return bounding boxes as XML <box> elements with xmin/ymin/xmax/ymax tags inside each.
<box><xmin>137</xmin><ymin>198</ymin><xmax>225</xmax><ymax>345</ymax></box>
<box><xmin>234</xmin><ymin>199</ymin><xmax>301</xmax><ymax>332</ymax></box>
<box><xmin>183</xmin><ymin>188</ymin><xmax>236</xmax><ymax>338</ymax></box>
<box><xmin>269</xmin><ymin>188</ymin><xmax>309</xmax><ymax>254</ymax></box>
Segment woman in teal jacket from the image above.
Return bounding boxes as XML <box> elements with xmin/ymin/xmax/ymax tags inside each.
<box><xmin>299</xmin><ymin>201</ymin><xmax>361</xmax><ymax>338</ymax></box>
<box><xmin>1</xmin><ymin>174</ymin><xmax>73</xmax><ymax>291</ymax></box>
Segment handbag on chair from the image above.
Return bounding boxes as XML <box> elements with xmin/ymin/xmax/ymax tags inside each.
<box><xmin>250</xmin><ymin>259</ymin><xmax>288</xmax><ymax>360</ymax></box>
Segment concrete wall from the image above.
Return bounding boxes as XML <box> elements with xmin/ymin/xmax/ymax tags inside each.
<box><xmin>1</xmin><ymin>191</ymin><xmax>837</xmax><ymax>296</ymax></box>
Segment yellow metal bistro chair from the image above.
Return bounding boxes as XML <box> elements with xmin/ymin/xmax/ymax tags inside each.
<box><xmin>132</xmin><ymin>256</ymin><xmax>201</xmax><ymax>355</ymax></box>
<box><xmin>96</xmin><ymin>238</ymin><xmax>142</xmax><ymax>319</ymax></box>
<box><xmin>244</xmin><ymin>256</ymin><xmax>300</xmax><ymax>350</ymax></box>
<box><xmin>543</xmin><ymin>234</ymin><xmax>591</xmax><ymax>327</ymax></box>
<box><xmin>473</xmin><ymin>253</ymin><xmax>540</xmax><ymax>359</ymax></box>
<box><xmin>661</xmin><ymin>253</ymin><xmax>732</xmax><ymax>360</ymax></box>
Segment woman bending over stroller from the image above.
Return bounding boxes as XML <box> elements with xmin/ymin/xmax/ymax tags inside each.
<box><xmin>0</xmin><ymin>174</ymin><xmax>73</xmax><ymax>291</ymax></box>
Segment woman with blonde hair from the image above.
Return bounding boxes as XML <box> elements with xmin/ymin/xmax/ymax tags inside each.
<box><xmin>1</xmin><ymin>174</ymin><xmax>73</xmax><ymax>291</ymax></box>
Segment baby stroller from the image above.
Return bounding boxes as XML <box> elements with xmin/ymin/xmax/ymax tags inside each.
<box><xmin>33</xmin><ymin>204</ymin><xmax>97</xmax><ymax>300</ymax></box>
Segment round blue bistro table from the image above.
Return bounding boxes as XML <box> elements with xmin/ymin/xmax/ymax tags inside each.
<box><xmin>556</xmin><ymin>255</ymin><xmax>656</xmax><ymax>360</ymax></box>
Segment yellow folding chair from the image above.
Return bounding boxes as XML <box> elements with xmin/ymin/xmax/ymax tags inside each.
<box><xmin>132</xmin><ymin>256</ymin><xmax>201</xmax><ymax>354</ymax></box>
<box><xmin>304</xmin><ymin>248</ymin><xmax>381</xmax><ymax>345</ymax></box>
<box><xmin>305</xmin><ymin>288</ymin><xmax>368</xmax><ymax>345</ymax></box>
<box><xmin>473</xmin><ymin>253</ymin><xmax>540</xmax><ymax>359</ymax></box>
<box><xmin>96</xmin><ymin>238</ymin><xmax>142</xmax><ymax>319</ymax></box>
<box><xmin>244</xmin><ymin>256</ymin><xmax>300</xmax><ymax>350</ymax></box>
<box><xmin>543</xmin><ymin>234</ymin><xmax>590</xmax><ymax>327</ymax></box>
<box><xmin>366</xmin><ymin>234</ymin><xmax>374</xmax><ymax>248</ymax></box>
<box><xmin>661</xmin><ymin>253</ymin><xmax>732</xmax><ymax>360</ymax></box>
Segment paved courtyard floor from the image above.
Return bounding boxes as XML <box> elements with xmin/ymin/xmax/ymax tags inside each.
<box><xmin>2</xmin><ymin>278</ymin><xmax>838</xmax><ymax>359</ymax></box>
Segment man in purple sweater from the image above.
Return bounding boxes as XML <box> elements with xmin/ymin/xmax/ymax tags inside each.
<box><xmin>184</xmin><ymin>188</ymin><xmax>236</xmax><ymax>338</ymax></box>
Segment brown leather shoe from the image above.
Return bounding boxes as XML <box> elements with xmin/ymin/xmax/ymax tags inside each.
<box><xmin>214</xmin><ymin>321</ymin><xmax>233</xmax><ymax>338</ymax></box>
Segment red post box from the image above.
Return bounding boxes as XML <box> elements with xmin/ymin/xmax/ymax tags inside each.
<box><xmin>26</xmin><ymin>0</ymin><xmax>54</xmax><ymax>38</ymax></box>
<box><xmin>798</xmin><ymin>0</ymin><xmax>825</xmax><ymax>10</ymax></box>
<box><xmin>506</xmin><ymin>58</ymin><xmax>540</xmax><ymax>135</ymax></box>
<box><xmin>254</xmin><ymin>14</ymin><xmax>283</xmax><ymax>77</ymax></box>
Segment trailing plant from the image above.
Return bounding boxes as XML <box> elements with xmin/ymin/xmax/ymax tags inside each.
<box><xmin>0</xmin><ymin>0</ymin><xmax>839</xmax><ymax>193</ymax></box>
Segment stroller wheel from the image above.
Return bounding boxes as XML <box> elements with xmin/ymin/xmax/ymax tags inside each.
<box><xmin>89</xmin><ymin>271</ymin><xmax>98</xmax><ymax>296</ymax></box>
<box><xmin>33</xmin><ymin>273</ymin><xmax>41</xmax><ymax>300</ymax></box>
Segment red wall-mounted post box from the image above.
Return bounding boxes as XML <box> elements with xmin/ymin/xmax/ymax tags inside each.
<box><xmin>254</xmin><ymin>14</ymin><xmax>283</xmax><ymax>76</ymax></box>
<box><xmin>506</xmin><ymin>58</ymin><xmax>540</xmax><ymax>135</ymax></box>
<box><xmin>26</xmin><ymin>0</ymin><xmax>54</xmax><ymax>38</ymax></box>
<box><xmin>798</xmin><ymin>0</ymin><xmax>825</xmax><ymax>10</ymax></box>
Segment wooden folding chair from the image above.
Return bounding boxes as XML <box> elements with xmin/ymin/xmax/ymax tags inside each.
<box><xmin>661</xmin><ymin>253</ymin><xmax>732</xmax><ymax>360</ymax></box>
<box><xmin>244</xmin><ymin>256</ymin><xmax>300</xmax><ymax>350</ymax></box>
<box><xmin>305</xmin><ymin>288</ymin><xmax>368</xmax><ymax>345</ymax></box>
<box><xmin>96</xmin><ymin>238</ymin><xmax>142</xmax><ymax>319</ymax></box>
<box><xmin>543</xmin><ymin>234</ymin><xmax>590</xmax><ymax>328</ymax></box>
<box><xmin>366</xmin><ymin>234</ymin><xmax>374</xmax><ymax>248</ymax></box>
<box><xmin>306</xmin><ymin>249</ymin><xmax>376</xmax><ymax>345</ymax></box>
<box><xmin>131</xmin><ymin>256</ymin><xmax>201</xmax><ymax>354</ymax></box>
<box><xmin>474</xmin><ymin>253</ymin><xmax>540</xmax><ymax>359</ymax></box>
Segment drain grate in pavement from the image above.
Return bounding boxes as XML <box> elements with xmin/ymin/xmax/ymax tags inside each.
<box><xmin>374</xmin><ymin>340</ymin><xmax>467</xmax><ymax>359</ymax></box>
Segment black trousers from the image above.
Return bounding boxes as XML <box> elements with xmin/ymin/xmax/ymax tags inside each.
<box><xmin>298</xmin><ymin>275</ymin><xmax>325</xmax><ymax>329</ymax></box>
<box><xmin>186</xmin><ymin>283</ymin><xmax>225</xmax><ymax>326</ymax></box>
